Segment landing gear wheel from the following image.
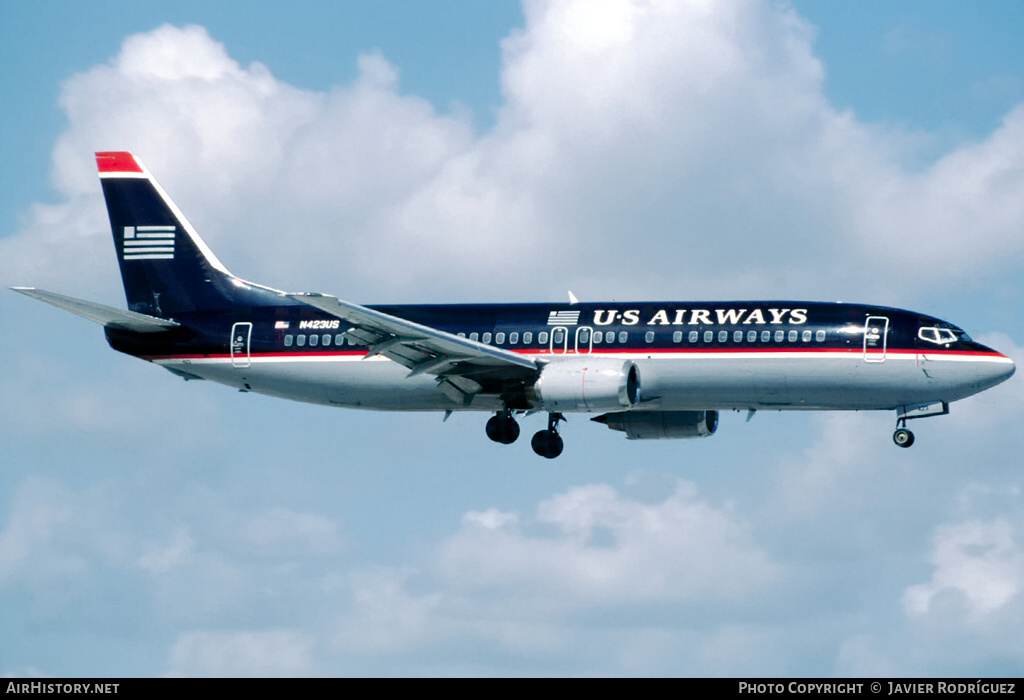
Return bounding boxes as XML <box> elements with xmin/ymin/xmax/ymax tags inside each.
<box><xmin>893</xmin><ymin>428</ymin><xmax>915</xmax><ymax>448</ymax></box>
<box><xmin>485</xmin><ymin>411</ymin><xmax>520</xmax><ymax>445</ymax></box>
<box><xmin>531</xmin><ymin>412</ymin><xmax>565</xmax><ymax>459</ymax></box>
<box><xmin>531</xmin><ymin>430</ymin><xmax>564</xmax><ymax>458</ymax></box>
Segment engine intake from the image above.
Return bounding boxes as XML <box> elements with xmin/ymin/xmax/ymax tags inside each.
<box><xmin>534</xmin><ymin>358</ymin><xmax>640</xmax><ymax>412</ymax></box>
<box><xmin>592</xmin><ymin>410</ymin><xmax>719</xmax><ymax>440</ymax></box>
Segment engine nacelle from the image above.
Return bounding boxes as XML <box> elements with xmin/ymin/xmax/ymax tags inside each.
<box><xmin>592</xmin><ymin>410</ymin><xmax>719</xmax><ymax>440</ymax></box>
<box><xmin>533</xmin><ymin>358</ymin><xmax>640</xmax><ymax>412</ymax></box>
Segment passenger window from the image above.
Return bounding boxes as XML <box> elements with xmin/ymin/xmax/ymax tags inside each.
<box><xmin>509</xmin><ymin>332</ymin><xmax>519</xmax><ymax>344</ymax></box>
<box><xmin>689</xmin><ymin>331</ymin><xmax>698</xmax><ymax>343</ymax></box>
<box><xmin>551</xmin><ymin>329</ymin><xmax>563</xmax><ymax>344</ymax></box>
<box><xmin>645</xmin><ymin>331</ymin><xmax>654</xmax><ymax>343</ymax></box>
<box><xmin>457</xmin><ymin>332</ymin><xmax>466</xmax><ymax>338</ymax></box>
<box><xmin>495</xmin><ymin>332</ymin><xmax>505</xmax><ymax>344</ymax></box>
<box><xmin>524</xmin><ymin>332</ymin><xmax>533</xmax><ymax>344</ymax></box>
<box><xmin>309</xmin><ymin>334</ymin><xmax>319</xmax><ymax>347</ymax></box>
<box><xmin>816</xmin><ymin>330</ymin><xmax>825</xmax><ymax>342</ymax></box>
<box><xmin>775</xmin><ymin>330</ymin><xmax>784</xmax><ymax>342</ymax></box>
<box><xmin>747</xmin><ymin>330</ymin><xmax>757</xmax><ymax>342</ymax></box>
<box><xmin>323</xmin><ymin>334</ymin><xmax>331</xmax><ymax>346</ymax></box>
<box><xmin>733</xmin><ymin>330</ymin><xmax>743</xmax><ymax>342</ymax></box>
<box><xmin>704</xmin><ymin>331</ymin><xmax>713</xmax><ymax>343</ymax></box>
<box><xmin>539</xmin><ymin>331</ymin><xmax>549</xmax><ymax>344</ymax></box>
<box><xmin>761</xmin><ymin>330</ymin><xmax>771</xmax><ymax>342</ymax></box>
<box><xmin>788</xmin><ymin>330</ymin><xmax>798</xmax><ymax>342</ymax></box>
<box><xmin>593</xmin><ymin>331</ymin><xmax>603</xmax><ymax>344</ymax></box>
<box><xmin>618</xmin><ymin>331</ymin><xmax>628</xmax><ymax>343</ymax></box>
<box><xmin>284</xmin><ymin>334</ymin><xmax>293</xmax><ymax>347</ymax></box>
<box><xmin>297</xmin><ymin>335</ymin><xmax>306</xmax><ymax>347</ymax></box>
<box><xmin>802</xmin><ymin>330</ymin><xmax>811</xmax><ymax>342</ymax></box>
<box><xmin>482</xmin><ymin>332</ymin><xmax>492</xmax><ymax>344</ymax></box>
<box><xmin>717</xmin><ymin>330</ymin><xmax>727</xmax><ymax>343</ymax></box>
<box><xmin>470</xmin><ymin>332</ymin><xmax>479</xmax><ymax>342</ymax></box>
<box><xmin>673</xmin><ymin>331</ymin><xmax>682</xmax><ymax>343</ymax></box>
<box><xmin>335</xmin><ymin>334</ymin><xmax>346</xmax><ymax>345</ymax></box>
<box><xmin>579</xmin><ymin>329</ymin><xmax>591</xmax><ymax>344</ymax></box>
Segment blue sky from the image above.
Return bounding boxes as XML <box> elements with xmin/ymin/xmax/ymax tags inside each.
<box><xmin>2</xmin><ymin>0</ymin><xmax>1024</xmax><ymax>677</ymax></box>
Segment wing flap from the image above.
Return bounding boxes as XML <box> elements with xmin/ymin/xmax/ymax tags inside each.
<box><xmin>290</xmin><ymin>293</ymin><xmax>538</xmax><ymax>389</ymax></box>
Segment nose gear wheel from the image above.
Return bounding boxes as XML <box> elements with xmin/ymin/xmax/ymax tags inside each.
<box><xmin>893</xmin><ymin>427</ymin><xmax>914</xmax><ymax>448</ymax></box>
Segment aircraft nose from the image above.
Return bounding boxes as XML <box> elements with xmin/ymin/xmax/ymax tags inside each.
<box><xmin>1001</xmin><ymin>355</ymin><xmax>1015</xmax><ymax>380</ymax></box>
<box><xmin>986</xmin><ymin>352</ymin><xmax>1015</xmax><ymax>386</ymax></box>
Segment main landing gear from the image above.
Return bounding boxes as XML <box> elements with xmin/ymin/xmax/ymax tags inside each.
<box><xmin>485</xmin><ymin>409</ymin><xmax>520</xmax><ymax>445</ymax></box>
<box><xmin>485</xmin><ymin>410</ymin><xmax>565</xmax><ymax>458</ymax></box>
<box><xmin>531</xmin><ymin>413</ymin><xmax>565</xmax><ymax>459</ymax></box>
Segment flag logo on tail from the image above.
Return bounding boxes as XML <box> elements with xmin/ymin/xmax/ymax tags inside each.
<box><xmin>122</xmin><ymin>226</ymin><xmax>175</xmax><ymax>260</ymax></box>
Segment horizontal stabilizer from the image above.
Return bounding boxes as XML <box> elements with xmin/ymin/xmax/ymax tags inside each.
<box><xmin>11</xmin><ymin>287</ymin><xmax>180</xmax><ymax>333</ymax></box>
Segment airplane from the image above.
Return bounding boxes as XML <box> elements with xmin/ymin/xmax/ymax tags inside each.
<box><xmin>11</xmin><ymin>151</ymin><xmax>1016</xmax><ymax>458</ymax></box>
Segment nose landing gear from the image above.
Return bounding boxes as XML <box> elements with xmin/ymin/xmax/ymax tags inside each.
<box><xmin>531</xmin><ymin>413</ymin><xmax>565</xmax><ymax>459</ymax></box>
<box><xmin>892</xmin><ymin>425</ymin><xmax>915</xmax><ymax>448</ymax></box>
<box><xmin>891</xmin><ymin>402</ymin><xmax>948</xmax><ymax>448</ymax></box>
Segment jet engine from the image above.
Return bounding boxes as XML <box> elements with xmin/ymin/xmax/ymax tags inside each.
<box><xmin>592</xmin><ymin>410</ymin><xmax>719</xmax><ymax>440</ymax></box>
<box><xmin>533</xmin><ymin>358</ymin><xmax>640</xmax><ymax>412</ymax></box>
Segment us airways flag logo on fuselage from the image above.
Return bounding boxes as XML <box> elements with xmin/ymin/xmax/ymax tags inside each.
<box><xmin>122</xmin><ymin>225</ymin><xmax>175</xmax><ymax>260</ymax></box>
<box><xmin>547</xmin><ymin>310</ymin><xmax>580</xmax><ymax>326</ymax></box>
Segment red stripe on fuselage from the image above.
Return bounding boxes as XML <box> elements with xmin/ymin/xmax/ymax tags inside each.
<box><xmin>139</xmin><ymin>347</ymin><xmax>1010</xmax><ymax>362</ymax></box>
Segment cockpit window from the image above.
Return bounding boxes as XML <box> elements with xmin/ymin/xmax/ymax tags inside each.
<box><xmin>918</xmin><ymin>327</ymin><xmax>958</xmax><ymax>345</ymax></box>
<box><xmin>939</xmin><ymin>323</ymin><xmax>972</xmax><ymax>342</ymax></box>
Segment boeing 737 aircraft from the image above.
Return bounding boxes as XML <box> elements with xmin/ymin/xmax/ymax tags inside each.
<box><xmin>12</xmin><ymin>152</ymin><xmax>1016</xmax><ymax>458</ymax></box>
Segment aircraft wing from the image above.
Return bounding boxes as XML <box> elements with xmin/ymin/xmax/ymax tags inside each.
<box><xmin>290</xmin><ymin>293</ymin><xmax>539</xmax><ymax>404</ymax></box>
<box><xmin>11</xmin><ymin>287</ymin><xmax>180</xmax><ymax>333</ymax></box>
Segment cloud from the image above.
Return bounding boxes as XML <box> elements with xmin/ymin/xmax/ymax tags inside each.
<box><xmin>893</xmin><ymin>502</ymin><xmax>1024</xmax><ymax>674</ymax></box>
<box><xmin>768</xmin><ymin>411</ymin><xmax>890</xmax><ymax>522</ymax></box>
<box><xmin>243</xmin><ymin>507</ymin><xmax>344</xmax><ymax>556</ymax></box>
<box><xmin>436</xmin><ymin>479</ymin><xmax>781</xmax><ymax>606</ymax></box>
<box><xmin>6</xmin><ymin>3</ymin><xmax>1024</xmax><ymax>304</ymax></box>
<box><xmin>0</xmin><ymin>478</ymin><xmax>80</xmax><ymax>589</ymax></box>
<box><xmin>858</xmin><ymin>105</ymin><xmax>1024</xmax><ymax>277</ymax></box>
<box><xmin>137</xmin><ymin>530</ymin><xmax>193</xmax><ymax>574</ymax></box>
<box><xmin>167</xmin><ymin>629</ymin><xmax>313</xmax><ymax>677</ymax></box>
<box><xmin>331</xmin><ymin>567</ymin><xmax>443</xmax><ymax>655</ymax></box>
<box><xmin>904</xmin><ymin>518</ymin><xmax>1024</xmax><ymax>618</ymax></box>
<box><xmin>324</xmin><ymin>478</ymin><xmax>781</xmax><ymax>664</ymax></box>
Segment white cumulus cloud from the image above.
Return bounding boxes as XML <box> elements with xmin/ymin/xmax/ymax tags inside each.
<box><xmin>6</xmin><ymin>2</ymin><xmax>1024</xmax><ymax>304</ymax></box>
<box><xmin>436</xmin><ymin>479</ymin><xmax>781</xmax><ymax>605</ymax></box>
<box><xmin>904</xmin><ymin>518</ymin><xmax>1024</xmax><ymax>617</ymax></box>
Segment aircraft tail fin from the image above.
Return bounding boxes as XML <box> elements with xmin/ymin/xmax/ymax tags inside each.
<box><xmin>96</xmin><ymin>151</ymin><xmax>245</xmax><ymax>318</ymax></box>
